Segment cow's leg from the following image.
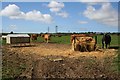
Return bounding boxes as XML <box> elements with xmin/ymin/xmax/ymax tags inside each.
<box><xmin>105</xmin><ymin>44</ymin><xmax>108</xmax><ymax>49</ymax></box>
<box><xmin>102</xmin><ymin>42</ymin><xmax>104</xmax><ymax>49</ymax></box>
<box><xmin>47</xmin><ymin>39</ymin><xmax>48</xmax><ymax>43</ymax></box>
<box><xmin>35</xmin><ymin>37</ymin><xmax>37</xmax><ymax>40</ymax></box>
<box><xmin>108</xmin><ymin>43</ymin><xmax>110</xmax><ymax>48</ymax></box>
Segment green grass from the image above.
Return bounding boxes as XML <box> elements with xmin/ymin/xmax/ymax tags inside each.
<box><xmin>32</xmin><ymin>36</ymin><xmax>71</xmax><ymax>44</ymax></box>
<box><xmin>50</xmin><ymin>36</ymin><xmax>70</xmax><ymax>44</ymax></box>
<box><xmin>0</xmin><ymin>39</ymin><xmax>6</xmax><ymax>45</ymax></box>
<box><xmin>112</xmin><ymin>50</ymin><xmax>120</xmax><ymax>73</ymax></box>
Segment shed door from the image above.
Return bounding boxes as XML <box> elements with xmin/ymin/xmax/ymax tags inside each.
<box><xmin>10</xmin><ymin>37</ymin><xmax>30</xmax><ymax>44</ymax></box>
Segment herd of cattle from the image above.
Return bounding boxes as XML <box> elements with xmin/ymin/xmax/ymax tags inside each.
<box><xmin>30</xmin><ymin>33</ymin><xmax>111</xmax><ymax>49</ymax></box>
<box><xmin>30</xmin><ymin>33</ymin><xmax>52</xmax><ymax>43</ymax></box>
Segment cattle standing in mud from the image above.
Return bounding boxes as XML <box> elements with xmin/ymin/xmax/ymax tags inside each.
<box><xmin>102</xmin><ymin>33</ymin><xmax>111</xmax><ymax>49</ymax></box>
<box><xmin>41</xmin><ymin>34</ymin><xmax>51</xmax><ymax>43</ymax></box>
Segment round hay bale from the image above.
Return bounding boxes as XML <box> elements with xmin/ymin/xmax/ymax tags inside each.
<box><xmin>72</xmin><ymin>41</ymin><xmax>75</xmax><ymax>51</ymax></box>
<box><xmin>71</xmin><ymin>36</ymin><xmax>96</xmax><ymax>52</ymax></box>
<box><xmin>87</xmin><ymin>38</ymin><xmax>96</xmax><ymax>51</ymax></box>
<box><xmin>79</xmin><ymin>37</ymin><xmax>96</xmax><ymax>52</ymax></box>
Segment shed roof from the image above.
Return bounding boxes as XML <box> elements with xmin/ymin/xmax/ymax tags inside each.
<box><xmin>7</xmin><ymin>34</ymin><xmax>30</xmax><ymax>37</ymax></box>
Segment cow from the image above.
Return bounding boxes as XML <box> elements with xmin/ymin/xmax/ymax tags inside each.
<box><xmin>41</xmin><ymin>33</ymin><xmax>51</xmax><ymax>43</ymax></box>
<box><xmin>102</xmin><ymin>33</ymin><xmax>111</xmax><ymax>49</ymax></box>
<box><xmin>31</xmin><ymin>34</ymin><xmax>38</xmax><ymax>41</ymax></box>
<box><xmin>56</xmin><ymin>34</ymin><xmax>62</xmax><ymax>37</ymax></box>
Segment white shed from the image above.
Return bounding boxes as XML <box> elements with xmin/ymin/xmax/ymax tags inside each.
<box><xmin>6</xmin><ymin>34</ymin><xmax>30</xmax><ymax>44</ymax></box>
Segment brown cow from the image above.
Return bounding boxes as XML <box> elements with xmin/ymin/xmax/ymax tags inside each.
<box><xmin>41</xmin><ymin>34</ymin><xmax>51</xmax><ymax>43</ymax></box>
<box><xmin>31</xmin><ymin>34</ymin><xmax>38</xmax><ymax>40</ymax></box>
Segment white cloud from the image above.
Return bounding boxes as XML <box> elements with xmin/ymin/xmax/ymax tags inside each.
<box><xmin>48</xmin><ymin>1</ymin><xmax>68</xmax><ymax>18</ymax></box>
<box><xmin>56</xmin><ymin>11</ymin><xmax>69</xmax><ymax>18</ymax></box>
<box><xmin>48</xmin><ymin>1</ymin><xmax>64</xmax><ymax>8</ymax></box>
<box><xmin>50</xmin><ymin>7</ymin><xmax>61</xmax><ymax>12</ymax></box>
<box><xmin>0</xmin><ymin>4</ymin><xmax>53</xmax><ymax>23</ymax></box>
<box><xmin>48</xmin><ymin>1</ymin><xmax>64</xmax><ymax>12</ymax></box>
<box><xmin>0</xmin><ymin>4</ymin><xmax>21</xmax><ymax>16</ymax></box>
<box><xmin>25</xmin><ymin>10</ymin><xmax>52</xmax><ymax>23</ymax></box>
<box><xmin>78</xmin><ymin>20</ymin><xmax>88</xmax><ymax>24</ymax></box>
<box><xmin>83</xmin><ymin>3</ymin><xmax>118</xmax><ymax>27</ymax></box>
<box><xmin>0</xmin><ymin>4</ymin><xmax>25</xmax><ymax>19</ymax></box>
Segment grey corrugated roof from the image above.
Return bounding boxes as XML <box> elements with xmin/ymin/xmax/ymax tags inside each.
<box><xmin>7</xmin><ymin>34</ymin><xmax>30</xmax><ymax>37</ymax></box>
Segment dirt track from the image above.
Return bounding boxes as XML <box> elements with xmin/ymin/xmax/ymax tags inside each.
<box><xmin>2</xmin><ymin>43</ymin><xmax>119</xmax><ymax>79</ymax></box>
<box><xmin>8</xmin><ymin>43</ymin><xmax>117</xmax><ymax>58</ymax></box>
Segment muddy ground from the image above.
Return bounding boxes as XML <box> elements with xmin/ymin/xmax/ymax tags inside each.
<box><xmin>2</xmin><ymin>43</ymin><xmax>120</xmax><ymax>79</ymax></box>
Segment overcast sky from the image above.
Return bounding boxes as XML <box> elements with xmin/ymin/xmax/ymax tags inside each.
<box><xmin>0</xmin><ymin>1</ymin><xmax>119</xmax><ymax>33</ymax></box>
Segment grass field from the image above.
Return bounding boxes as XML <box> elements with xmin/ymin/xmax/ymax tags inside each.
<box><xmin>32</xmin><ymin>34</ymin><xmax>119</xmax><ymax>48</ymax></box>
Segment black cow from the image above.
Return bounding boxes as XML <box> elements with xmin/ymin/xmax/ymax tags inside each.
<box><xmin>102</xmin><ymin>33</ymin><xmax>111</xmax><ymax>49</ymax></box>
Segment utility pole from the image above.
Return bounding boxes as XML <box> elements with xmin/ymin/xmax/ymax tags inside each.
<box><xmin>2</xmin><ymin>29</ymin><xmax>3</xmax><ymax>33</ymax></box>
<box><xmin>55</xmin><ymin>26</ymin><xmax>58</xmax><ymax>33</ymax></box>
<box><xmin>68</xmin><ymin>30</ymin><xmax>70</xmax><ymax>33</ymax></box>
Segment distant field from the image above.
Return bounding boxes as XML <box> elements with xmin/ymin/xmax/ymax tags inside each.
<box><xmin>1</xmin><ymin>34</ymin><xmax>120</xmax><ymax>48</ymax></box>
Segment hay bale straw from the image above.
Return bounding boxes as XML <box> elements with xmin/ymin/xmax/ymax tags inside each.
<box><xmin>72</xmin><ymin>36</ymin><xmax>96</xmax><ymax>52</ymax></box>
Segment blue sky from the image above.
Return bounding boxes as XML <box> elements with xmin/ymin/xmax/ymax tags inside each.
<box><xmin>1</xmin><ymin>1</ymin><xmax>119</xmax><ymax>33</ymax></box>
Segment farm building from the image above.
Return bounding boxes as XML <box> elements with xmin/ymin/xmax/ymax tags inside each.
<box><xmin>6</xmin><ymin>34</ymin><xmax>30</xmax><ymax>44</ymax></box>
